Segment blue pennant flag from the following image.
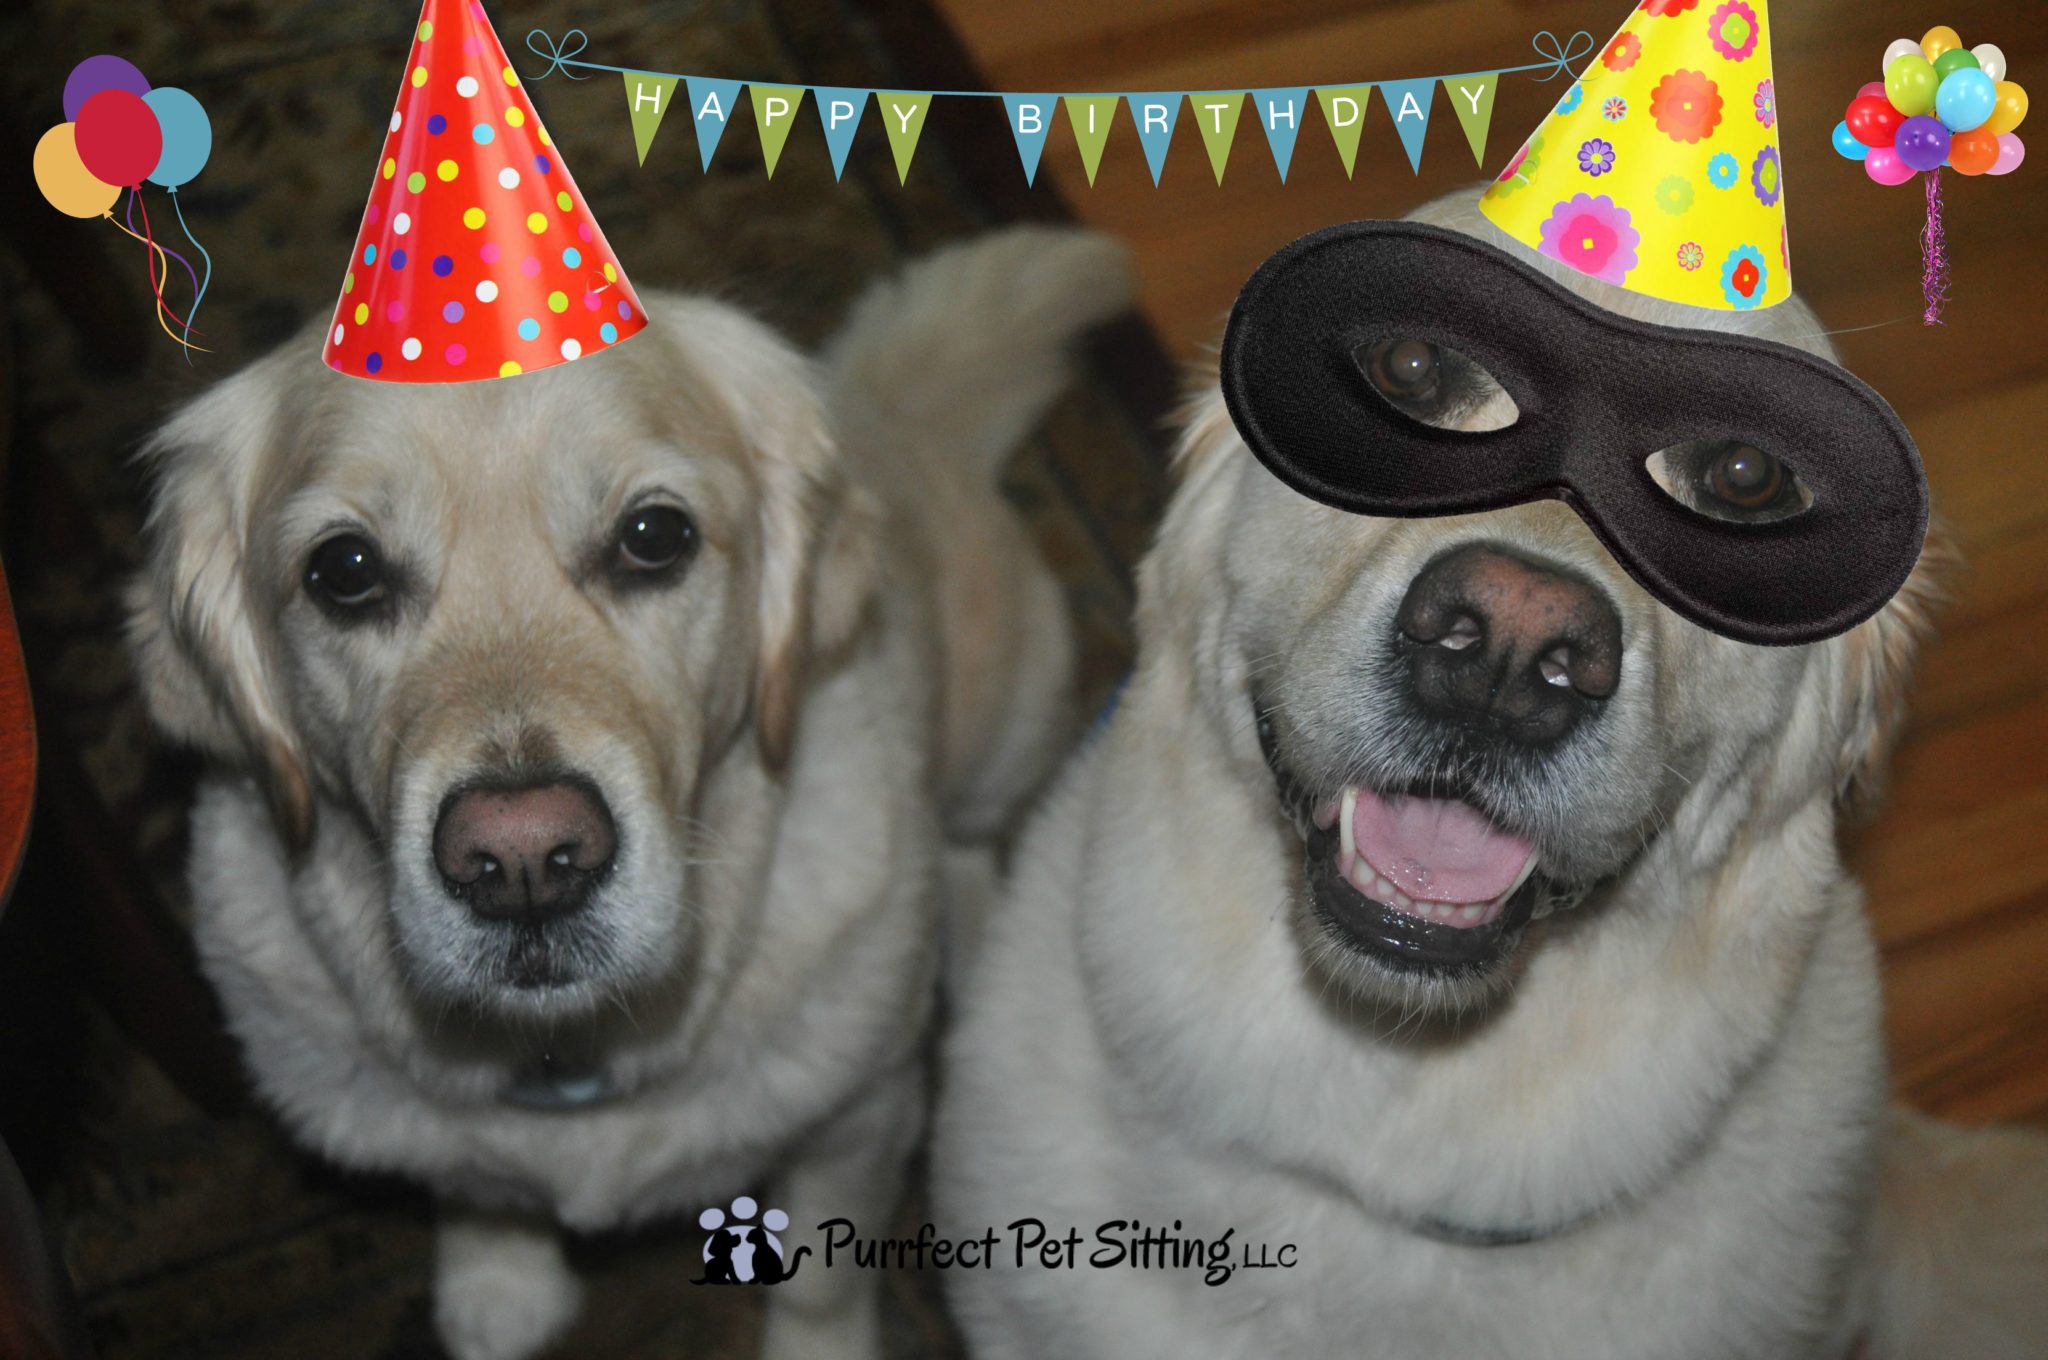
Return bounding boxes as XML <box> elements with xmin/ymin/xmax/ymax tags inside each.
<box><xmin>1002</xmin><ymin>94</ymin><xmax>1057</xmax><ymax>185</ymax></box>
<box><xmin>1248</xmin><ymin>87</ymin><xmax>1310</xmax><ymax>182</ymax></box>
<box><xmin>1125</xmin><ymin>93</ymin><xmax>1182</xmax><ymax>186</ymax></box>
<box><xmin>1378</xmin><ymin>77</ymin><xmax>1436</xmax><ymax>174</ymax></box>
<box><xmin>685</xmin><ymin>76</ymin><xmax>743</xmax><ymax>173</ymax></box>
<box><xmin>812</xmin><ymin>86</ymin><xmax>870</xmax><ymax>180</ymax></box>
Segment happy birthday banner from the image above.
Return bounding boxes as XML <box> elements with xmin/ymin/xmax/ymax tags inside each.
<box><xmin>523</xmin><ymin>29</ymin><xmax>1595</xmax><ymax>185</ymax></box>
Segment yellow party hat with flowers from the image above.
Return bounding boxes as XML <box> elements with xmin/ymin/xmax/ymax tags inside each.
<box><xmin>1481</xmin><ymin>0</ymin><xmax>1787</xmax><ymax>311</ymax></box>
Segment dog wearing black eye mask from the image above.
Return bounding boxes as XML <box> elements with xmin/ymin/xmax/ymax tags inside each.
<box><xmin>934</xmin><ymin>189</ymin><xmax>2048</xmax><ymax>1360</ymax></box>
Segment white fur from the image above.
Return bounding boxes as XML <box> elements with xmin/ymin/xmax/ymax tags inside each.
<box><xmin>130</xmin><ymin>228</ymin><xmax>1131</xmax><ymax>1360</ymax></box>
<box><xmin>934</xmin><ymin>193</ymin><xmax>2048</xmax><ymax>1360</ymax></box>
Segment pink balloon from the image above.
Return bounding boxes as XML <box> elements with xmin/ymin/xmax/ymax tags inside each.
<box><xmin>1864</xmin><ymin>145</ymin><xmax>1917</xmax><ymax>185</ymax></box>
<box><xmin>1858</xmin><ymin>81</ymin><xmax>1888</xmax><ymax>100</ymax></box>
<box><xmin>1990</xmin><ymin>131</ymin><xmax>2026</xmax><ymax>175</ymax></box>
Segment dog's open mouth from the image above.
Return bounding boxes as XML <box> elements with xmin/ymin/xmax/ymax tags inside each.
<box><xmin>1302</xmin><ymin>788</ymin><xmax>1541</xmax><ymax>972</ymax></box>
<box><xmin>1256</xmin><ymin>700</ymin><xmax>1553</xmax><ymax>979</ymax></box>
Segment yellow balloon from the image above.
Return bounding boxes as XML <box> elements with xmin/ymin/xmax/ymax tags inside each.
<box><xmin>1920</xmin><ymin>25</ymin><xmax>1963</xmax><ymax>60</ymax></box>
<box><xmin>33</xmin><ymin>123</ymin><xmax>118</xmax><ymax>219</ymax></box>
<box><xmin>1987</xmin><ymin>80</ymin><xmax>2029</xmax><ymax>135</ymax></box>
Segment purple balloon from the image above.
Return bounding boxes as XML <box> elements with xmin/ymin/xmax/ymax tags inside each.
<box><xmin>62</xmin><ymin>55</ymin><xmax>150</xmax><ymax>122</ymax></box>
<box><xmin>1990</xmin><ymin>132</ymin><xmax>2026</xmax><ymax>176</ymax></box>
<box><xmin>1894</xmin><ymin>114</ymin><xmax>1951</xmax><ymax>172</ymax></box>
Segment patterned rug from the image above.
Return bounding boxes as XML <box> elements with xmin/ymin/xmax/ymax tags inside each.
<box><xmin>0</xmin><ymin>0</ymin><xmax>1169</xmax><ymax>1354</ymax></box>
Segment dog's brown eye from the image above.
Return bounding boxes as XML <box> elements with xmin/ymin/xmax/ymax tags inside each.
<box><xmin>1645</xmin><ymin>439</ymin><xmax>1813</xmax><ymax>524</ymax></box>
<box><xmin>1704</xmin><ymin>444</ymin><xmax>1783</xmax><ymax>508</ymax></box>
<box><xmin>1367</xmin><ymin>338</ymin><xmax>1441</xmax><ymax>400</ymax></box>
<box><xmin>1354</xmin><ymin>337</ymin><xmax>1519</xmax><ymax>433</ymax></box>
<box><xmin>305</xmin><ymin>534</ymin><xmax>386</xmax><ymax>610</ymax></box>
<box><xmin>616</xmin><ymin>505</ymin><xmax>696</xmax><ymax>573</ymax></box>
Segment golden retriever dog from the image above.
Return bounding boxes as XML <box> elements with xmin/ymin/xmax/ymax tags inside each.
<box><xmin>933</xmin><ymin>193</ymin><xmax>2048</xmax><ymax>1359</ymax></box>
<box><xmin>127</xmin><ymin>226</ymin><xmax>1128</xmax><ymax>1360</ymax></box>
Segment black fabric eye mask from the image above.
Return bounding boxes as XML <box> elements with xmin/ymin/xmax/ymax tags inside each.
<box><xmin>1219</xmin><ymin>220</ymin><xmax>1928</xmax><ymax>645</ymax></box>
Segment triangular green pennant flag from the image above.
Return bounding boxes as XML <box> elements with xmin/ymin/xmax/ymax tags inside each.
<box><xmin>1442</xmin><ymin>73</ymin><xmax>1498</xmax><ymax>167</ymax></box>
<box><xmin>623</xmin><ymin>73</ymin><xmax>680</xmax><ymax>166</ymax></box>
<box><xmin>750</xmin><ymin>84</ymin><xmax>806</xmax><ymax>177</ymax></box>
<box><xmin>1189</xmin><ymin>92</ymin><xmax>1244</xmax><ymax>184</ymax></box>
<box><xmin>1315</xmin><ymin>84</ymin><xmax>1373</xmax><ymax>179</ymax></box>
<box><xmin>1063</xmin><ymin>95</ymin><xmax>1120</xmax><ymax>186</ymax></box>
<box><xmin>877</xmin><ymin>91</ymin><xmax>931</xmax><ymax>184</ymax></box>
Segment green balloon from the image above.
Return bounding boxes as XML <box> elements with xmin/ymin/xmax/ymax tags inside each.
<box><xmin>1885</xmin><ymin>53</ymin><xmax>1939</xmax><ymax>116</ymax></box>
<box><xmin>1933</xmin><ymin>48</ymin><xmax>1981</xmax><ymax>79</ymax></box>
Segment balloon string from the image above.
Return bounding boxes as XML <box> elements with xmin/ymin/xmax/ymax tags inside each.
<box><xmin>104</xmin><ymin>206</ymin><xmax>210</xmax><ymax>353</ymax></box>
<box><xmin>125</xmin><ymin>190</ymin><xmax>204</xmax><ymax>337</ymax></box>
<box><xmin>1920</xmin><ymin>168</ymin><xmax>1949</xmax><ymax>327</ymax></box>
<box><xmin>168</xmin><ymin>188</ymin><xmax>213</xmax><ymax>359</ymax></box>
<box><xmin>134</xmin><ymin>190</ymin><xmax>207</xmax><ymax>351</ymax></box>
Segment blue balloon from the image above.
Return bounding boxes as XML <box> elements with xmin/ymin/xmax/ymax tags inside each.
<box><xmin>142</xmin><ymin>86</ymin><xmax>210</xmax><ymax>188</ymax></box>
<box><xmin>1832</xmin><ymin>119</ymin><xmax>1869</xmax><ymax>161</ymax></box>
<box><xmin>1934</xmin><ymin>67</ymin><xmax>1997</xmax><ymax>133</ymax></box>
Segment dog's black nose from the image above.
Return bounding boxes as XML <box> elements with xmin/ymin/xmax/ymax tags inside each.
<box><xmin>432</xmin><ymin>780</ymin><xmax>616</xmax><ymax>923</ymax></box>
<box><xmin>1396</xmin><ymin>542</ymin><xmax>1621</xmax><ymax>749</ymax></box>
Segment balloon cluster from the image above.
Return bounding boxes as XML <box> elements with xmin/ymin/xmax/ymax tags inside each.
<box><xmin>1832</xmin><ymin>26</ymin><xmax>2026</xmax><ymax>182</ymax></box>
<box><xmin>31</xmin><ymin>55</ymin><xmax>215</xmax><ymax>353</ymax></box>
<box><xmin>1831</xmin><ymin>26</ymin><xmax>2027</xmax><ymax>324</ymax></box>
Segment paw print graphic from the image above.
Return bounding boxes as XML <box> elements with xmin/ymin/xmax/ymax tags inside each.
<box><xmin>696</xmin><ymin>1195</ymin><xmax>794</xmax><ymax>1284</ymax></box>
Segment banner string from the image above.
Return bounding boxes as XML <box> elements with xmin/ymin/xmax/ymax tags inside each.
<box><xmin>522</xmin><ymin>27</ymin><xmax>1596</xmax><ymax>93</ymax></box>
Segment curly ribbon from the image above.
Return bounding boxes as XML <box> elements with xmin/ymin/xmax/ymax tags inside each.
<box><xmin>1529</xmin><ymin>29</ymin><xmax>1597</xmax><ymax>82</ymax></box>
<box><xmin>168</xmin><ymin>187</ymin><xmax>213</xmax><ymax>357</ymax></box>
<box><xmin>522</xmin><ymin>26</ymin><xmax>1601</xmax><ymax>93</ymax></box>
<box><xmin>525</xmin><ymin>28</ymin><xmax>590</xmax><ymax>81</ymax></box>
<box><xmin>1920</xmin><ymin>169</ymin><xmax>1949</xmax><ymax>326</ymax></box>
<box><xmin>105</xmin><ymin>191</ymin><xmax>210</xmax><ymax>355</ymax></box>
<box><xmin>126</xmin><ymin>190</ymin><xmax>206</xmax><ymax>339</ymax></box>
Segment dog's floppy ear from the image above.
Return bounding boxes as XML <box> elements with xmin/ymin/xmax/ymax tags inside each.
<box><xmin>1832</xmin><ymin>521</ymin><xmax>1957</xmax><ymax>815</ymax></box>
<box><xmin>125</xmin><ymin>355</ymin><xmax>314</xmax><ymax>850</ymax></box>
<box><xmin>667</xmin><ymin>305</ymin><xmax>879</xmax><ymax>771</ymax></box>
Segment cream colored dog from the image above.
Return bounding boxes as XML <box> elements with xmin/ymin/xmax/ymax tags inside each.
<box><xmin>127</xmin><ymin>227</ymin><xmax>1128</xmax><ymax>1360</ymax></box>
<box><xmin>934</xmin><ymin>193</ymin><xmax>2048</xmax><ymax>1359</ymax></box>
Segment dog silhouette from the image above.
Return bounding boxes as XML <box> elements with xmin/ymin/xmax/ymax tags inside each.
<box><xmin>692</xmin><ymin>1227</ymin><xmax>741</xmax><ymax>1285</ymax></box>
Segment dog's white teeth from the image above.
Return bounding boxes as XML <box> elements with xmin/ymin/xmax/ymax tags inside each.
<box><xmin>1339</xmin><ymin>787</ymin><xmax>1358</xmax><ymax>864</ymax></box>
<box><xmin>1458</xmin><ymin>903</ymin><xmax>1485</xmax><ymax>923</ymax></box>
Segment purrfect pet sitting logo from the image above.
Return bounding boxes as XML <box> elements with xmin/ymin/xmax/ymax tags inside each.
<box><xmin>695</xmin><ymin>1209</ymin><xmax>1298</xmax><ymax>1289</ymax></box>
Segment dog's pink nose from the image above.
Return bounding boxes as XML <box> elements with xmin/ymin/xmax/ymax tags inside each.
<box><xmin>1397</xmin><ymin>543</ymin><xmax>1622</xmax><ymax>748</ymax></box>
<box><xmin>432</xmin><ymin>781</ymin><xmax>616</xmax><ymax>923</ymax></box>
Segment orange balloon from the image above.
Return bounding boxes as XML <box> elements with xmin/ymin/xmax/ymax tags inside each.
<box><xmin>1920</xmin><ymin>24</ymin><xmax>1962</xmax><ymax>60</ymax></box>
<box><xmin>1987</xmin><ymin>81</ymin><xmax>2029</xmax><ymax>135</ymax></box>
<box><xmin>1949</xmin><ymin>126</ymin><xmax>2000</xmax><ymax>175</ymax></box>
<box><xmin>33</xmin><ymin>123</ymin><xmax>119</xmax><ymax>219</ymax></box>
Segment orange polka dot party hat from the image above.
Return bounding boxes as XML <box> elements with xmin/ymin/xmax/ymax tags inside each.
<box><xmin>1480</xmin><ymin>0</ymin><xmax>1788</xmax><ymax>312</ymax></box>
<box><xmin>323</xmin><ymin>0</ymin><xmax>647</xmax><ymax>382</ymax></box>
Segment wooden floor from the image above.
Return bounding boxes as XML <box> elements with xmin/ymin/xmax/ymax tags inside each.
<box><xmin>934</xmin><ymin>0</ymin><xmax>2048</xmax><ymax>1126</ymax></box>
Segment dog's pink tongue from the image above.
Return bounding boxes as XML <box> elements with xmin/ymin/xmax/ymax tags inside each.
<box><xmin>1352</xmin><ymin>788</ymin><xmax>1533</xmax><ymax>904</ymax></box>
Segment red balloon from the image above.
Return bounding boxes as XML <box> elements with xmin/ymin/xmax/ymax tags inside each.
<box><xmin>73</xmin><ymin>88</ymin><xmax>161</xmax><ymax>187</ymax></box>
<box><xmin>1846</xmin><ymin>93</ymin><xmax>1905</xmax><ymax>148</ymax></box>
